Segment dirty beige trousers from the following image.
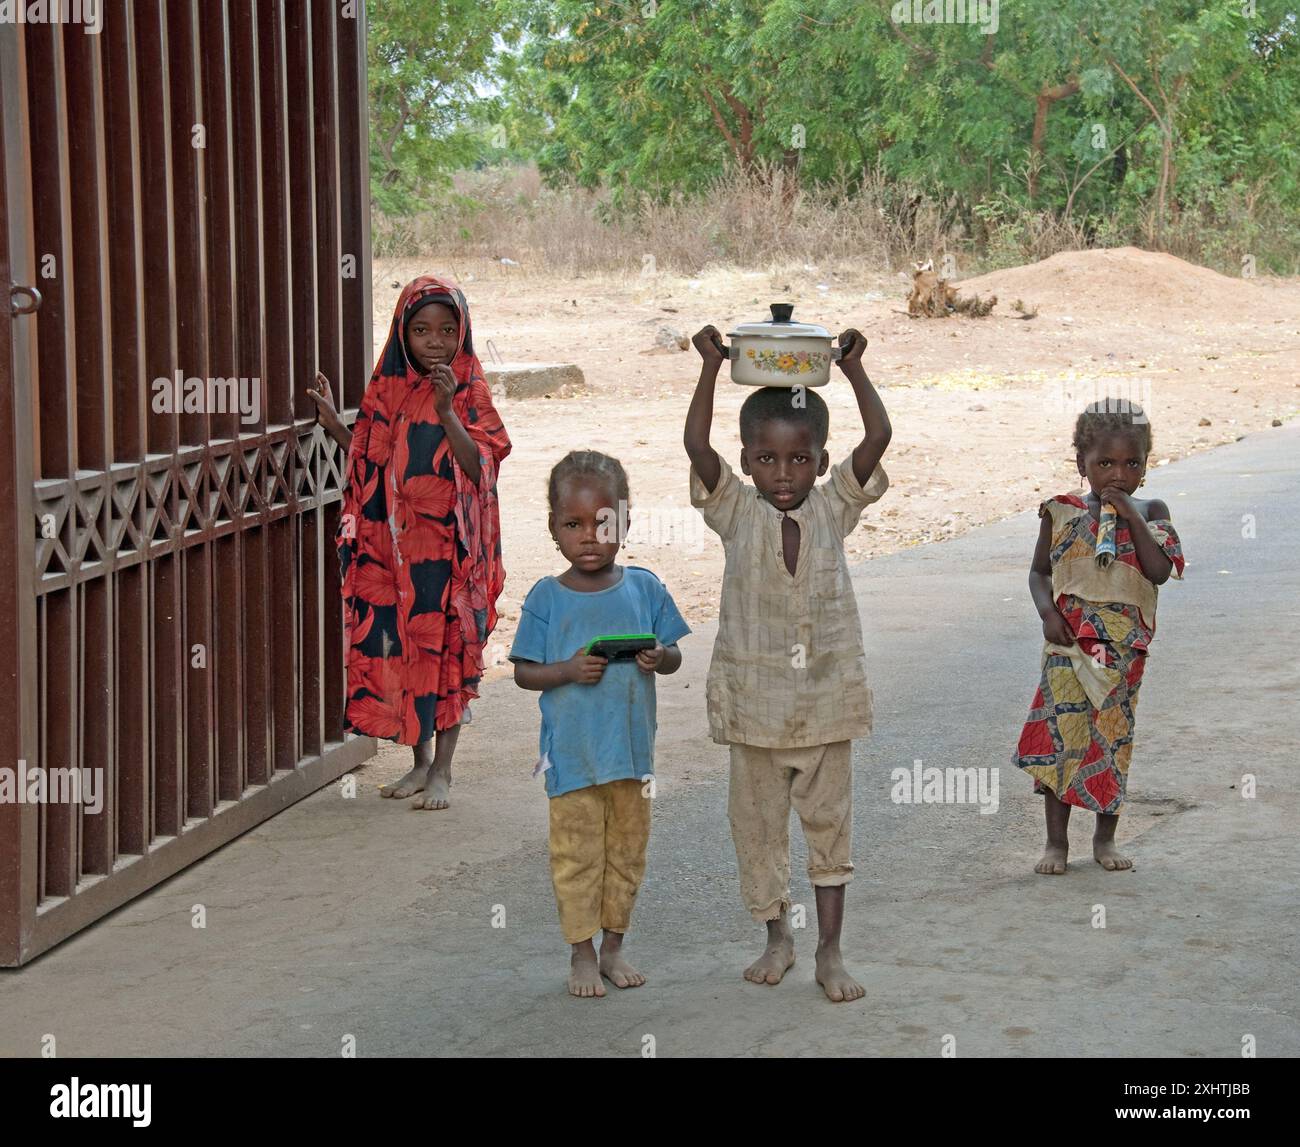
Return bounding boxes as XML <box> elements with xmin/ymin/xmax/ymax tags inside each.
<box><xmin>727</xmin><ymin>741</ymin><xmax>854</xmax><ymax>921</ymax></box>
<box><xmin>548</xmin><ymin>778</ymin><xmax>651</xmax><ymax>944</ymax></box>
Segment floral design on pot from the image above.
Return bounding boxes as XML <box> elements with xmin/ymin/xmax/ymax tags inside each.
<box><xmin>721</xmin><ymin>303</ymin><xmax>841</xmax><ymax>387</ymax></box>
<box><xmin>746</xmin><ymin>348</ymin><xmax>832</xmax><ymax>375</ymax></box>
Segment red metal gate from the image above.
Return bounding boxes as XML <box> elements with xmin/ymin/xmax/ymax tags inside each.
<box><xmin>0</xmin><ymin>0</ymin><xmax>375</xmax><ymax>966</ymax></box>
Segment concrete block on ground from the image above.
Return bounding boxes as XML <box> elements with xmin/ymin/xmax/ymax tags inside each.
<box><xmin>483</xmin><ymin>362</ymin><xmax>585</xmax><ymax>399</ymax></box>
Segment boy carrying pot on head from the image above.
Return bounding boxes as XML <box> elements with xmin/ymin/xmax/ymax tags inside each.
<box><xmin>683</xmin><ymin>323</ymin><xmax>891</xmax><ymax>1003</ymax></box>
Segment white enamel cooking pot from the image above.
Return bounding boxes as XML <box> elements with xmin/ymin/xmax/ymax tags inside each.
<box><xmin>719</xmin><ymin>303</ymin><xmax>840</xmax><ymax>387</ymax></box>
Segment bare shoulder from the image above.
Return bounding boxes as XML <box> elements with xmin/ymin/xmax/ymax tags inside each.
<box><xmin>1136</xmin><ymin>496</ymin><xmax>1171</xmax><ymax>521</ymax></box>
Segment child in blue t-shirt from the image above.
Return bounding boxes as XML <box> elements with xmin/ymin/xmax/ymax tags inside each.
<box><xmin>510</xmin><ymin>451</ymin><xmax>690</xmax><ymax>999</ymax></box>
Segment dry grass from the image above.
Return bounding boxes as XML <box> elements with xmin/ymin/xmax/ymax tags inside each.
<box><xmin>372</xmin><ymin>163</ymin><xmax>1300</xmax><ymax>280</ymax></box>
<box><xmin>374</xmin><ymin>163</ymin><xmax>956</xmax><ymax>277</ymax></box>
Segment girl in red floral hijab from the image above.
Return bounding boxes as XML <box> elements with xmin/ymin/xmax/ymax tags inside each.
<box><xmin>315</xmin><ymin>276</ymin><xmax>511</xmax><ymax>809</ymax></box>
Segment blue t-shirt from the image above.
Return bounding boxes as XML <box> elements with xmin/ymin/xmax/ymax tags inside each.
<box><xmin>509</xmin><ymin>565</ymin><xmax>691</xmax><ymax>798</ymax></box>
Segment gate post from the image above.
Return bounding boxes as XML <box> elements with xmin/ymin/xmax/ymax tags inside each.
<box><xmin>0</xmin><ymin>21</ymin><xmax>43</xmax><ymax>967</ymax></box>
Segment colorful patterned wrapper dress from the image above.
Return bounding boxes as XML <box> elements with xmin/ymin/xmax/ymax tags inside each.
<box><xmin>337</xmin><ymin>276</ymin><xmax>511</xmax><ymax>745</ymax></box>
<box><xmin>1013</xmin><ymin>495</ymin><xmax>1185</xmax><ymax>813</ymax></box>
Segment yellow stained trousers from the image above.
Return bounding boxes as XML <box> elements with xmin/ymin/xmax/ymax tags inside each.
<box><xmin>548</xmin><ymin>778</ymin><xmax>651</xmax><ymax>944</ymax></box>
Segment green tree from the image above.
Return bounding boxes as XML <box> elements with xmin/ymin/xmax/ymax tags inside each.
<box><xmin>500</xmin><ymin>0</ymin><xmax>1299</xmax><ymax>251</ymax></box>
<box><xmin>367</xmin><ymin>0</ymin><xmax>520</xmax><ymax>213</ymax></box>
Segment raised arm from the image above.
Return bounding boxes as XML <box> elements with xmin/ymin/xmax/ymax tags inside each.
<box><xmin>836</xmin><ymin>330</ymin><xmax>892</xmax><ymax>487</ymax></box>
<box><xmin>431</xmin><ymin>365</ymin><xmax>482</xmax><ymax>485</ymax></box>
<box><xmin>684</xmin><ymin>326</ymin><xmax>725</xmax><ymax>493</ymax></box>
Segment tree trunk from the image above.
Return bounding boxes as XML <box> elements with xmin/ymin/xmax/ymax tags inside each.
<box><xmin>1029</xmin><ymin>78</ymin><xmax>1080</xmax><ymax>200</ymax></box>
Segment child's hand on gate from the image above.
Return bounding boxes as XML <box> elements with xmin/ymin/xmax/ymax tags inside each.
<box><xmin>692</xmin><ymin>326</ymin><xmax>726</xmax><ymax>364</ymax></box>
<box><xmin>307</xmin><ymin>372</ymin><xmax>342</xmax><ymax>428</ymax></box>
<box><xmin>1042</xmin><ymin>608</ymin><xmax>1075</xmax><ymax>647</ymax></box>
<box><xmin>563</xmin><ymin>648</ymin><xmax>608</xmax><ymax>685</ymax></box>
<box><xmin>635</xmin><ymin>642</ymin><xmax>665</xmax><ymax>674</ymax></box>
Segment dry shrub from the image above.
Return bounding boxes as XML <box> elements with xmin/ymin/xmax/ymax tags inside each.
<box><xmin>377</xmin><ymin>162</ymin><xmax>954</xmax><ymax>277</ymax></box>
<box><xmin>373</xmin><ymin>162</ymin><xmax>1300</xmax><ymax>279</ymax></box>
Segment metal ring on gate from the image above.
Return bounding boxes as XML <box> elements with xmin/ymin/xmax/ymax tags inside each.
<box><xmin>10</xmin><ymin>284</ymin><xmax>42</xmax><ymax>316</ymax></box>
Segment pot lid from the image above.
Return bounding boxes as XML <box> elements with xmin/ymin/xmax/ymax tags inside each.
<box><xmin>727</xmin><ymin>302</ymin><xmax>831</xmax><ymax>340</ymax></box>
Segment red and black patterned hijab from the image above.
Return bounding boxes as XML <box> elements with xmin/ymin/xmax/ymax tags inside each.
<box><xmin>348</xmin><ymin>274</ymin><xmax>511</xmax><ymax>474</ymax></box>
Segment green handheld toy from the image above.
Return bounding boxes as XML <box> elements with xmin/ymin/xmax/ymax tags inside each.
<box><xmin>583</xmin><ymin>633</ymin><xmax>657</xmax><ymax>660</ymax></box>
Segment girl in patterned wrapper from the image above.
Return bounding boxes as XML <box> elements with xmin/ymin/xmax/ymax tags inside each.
<box><xmin>1014</xmin><ymin>399</ymin><xmax>1185</xmax><ymax>874</ymax></box>
<box><xmin>311</xmin><ymin>276</ymin><xmax>511</xmax><ymax>811</ymax></box>
<box><xmin>509</xmin><ymin>452</ymin><xmax>690</xmax><ymax>998</ymax></box>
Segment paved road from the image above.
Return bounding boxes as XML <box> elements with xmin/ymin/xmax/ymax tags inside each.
<box><xmin>2</xmin><ymin>427</ymin><xmax>1296</xmax><ymax>1057</ymax></box>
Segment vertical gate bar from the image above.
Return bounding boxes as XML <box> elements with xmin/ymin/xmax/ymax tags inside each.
<box><xmin>228</xmin><ymin>0</ymin><xmax>264</xmax><ymax>389</ymax></box>
<box><xmin>80</xmin><ymin>578</ymin><xmax>113</xmax><ymax>875</ymax></box>
<box><xmin>151</xmin><ymin>552</ymin><xmax>182</xmax><ymax>837</ymax></box>
<box><xmin>134</xmin><ymin>0</ymin><xmax>179</xmax><ymax>460</ymax></box>
<box><xmin>136</xmin><ymin>0</ymin><xmax>183</xmax><ymax>838</ymax></box>
<box><xmin>103</xmin><ymin>0</ymin><xmax>147</xmax><ymax>465</ymax></box>
<box><xmin>241</xmin><ymin>523</ymin><xmax>270</xmax><ymax>785</ymax></box>
<box><xmin>63</xmin><ymin>24</ymin><xmax>116</xmax><ymax>877</ymax></box>
<box><xmin>184</xmin><ymin>545</ymin><xmax>215</xmax><ymax>818</ymax></box>
<box><xmin>37</xmin><ymin>597</ymin><xmax>47</xmax><ymax>902</ymax></box>
<box><xmin>103</xmin><ymin>2</ymin><xmax>150</xmax><ymax>858</ymax></box>
<box><xmin>270</xmin><ymin>513</ymin><xmax>299</xmax><ymax>771</ymax></box>
<box><xmin>115</xmin><ymin>563</ymin><xmax>148</xmax><ymax>855</ymax></box>
<box><xmin>25</xmin><ymin>19</ymin><xmax>80</xmax><ymax>899</ymax></box>
<box><xmin>281</xmin><ymin>0</ymin><xmax>315</xmax><ymax>424</ymax></box>
<box><xmin>300</xmin><ymin>504</ymin><xmax>322</xmax><ymax>758</ymax></box>
<box><xmin>258</xmin><ymin>0</ymin><xmax>294</xmax><ymax>429</ymax></box>
<box><xmin>265</xmin><ymin>0</ymin><xmax>302</xmax><ymax>771</ymax></box>
<box><xmin>335</xmin><ymin>0</ymin><xmax>371</xmax><ymax>414</ymax></box>
<box><xmin>321</xmin><ymin>496</ymin><xmax>344</xmax><ymax>738</ymax></box>
<box><xmin>199</xmin><ymin>0</ymin><xmax>245</xmax><ymax>802</ymax></box>
<box><xmin>21</xmin><ymin>22</ymin><xmax>77</xmax><ymax>482</ymax></box>
<box><xmin>199</xmin><ymin>0</ymin><xmax>239</xmax><ymax>444</ymax></box>
<box><xmin>327</xmin><ymin>6</ymin><xmax>367</xmax><ymax>743</ymax></box>
<box><xmin>165</xmin><ymin>0</ymin><xmax>216</xmax><ymax>821</ymax></box>
<box><xmin>166</xmin><ymin>0</ymin><xmax>210</xmax><ymax>451</ymax></box>
<box><xmin>62</xmin><ymin>25</ymin><xmax>112</xmax><ymax>472</ymax></box>
<box><xmin>0</xmin><ymin>19</ymin><xmax>44</xmax><ymax>962</ymax></box>
<box><xmin>214</xmin><ymin>533</ymin><xmax>244</xmax><ymax>800</ymax></box>
<box><xmin>42</xmin><ymin>590</ymin><xmax>77</xmax><ymax>898</ymax></box>
<box><xmin>301</xmin><ymin>0</ymin><xmax>339</xmax><ymax>756</ymax></box>
<box><xmin>310</xmin><ymin>0</ymin><xmax>339</xmax><ymax>423</ymax></box>
<box><xmin>228</xmin><ymin>1</ymin><xmax>270</xmax><ymax>786</ymax></box>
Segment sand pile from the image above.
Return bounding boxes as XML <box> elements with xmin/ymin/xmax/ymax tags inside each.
<box><xmin>957</xmin><ymin>246</ymin><xmax>1283</xmax><ymax>321</ymax></box>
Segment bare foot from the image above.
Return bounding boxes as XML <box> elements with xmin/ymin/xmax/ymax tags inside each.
<box><xmin>414</xmin><ymin>761</ymin><xmax>451</xmax><ymax>810</ymax></box>
<box><xmin>814</xmin><ymin>947</ymin><xmax>865</xmax><ymax>1003</ymax></box>
<box><xmin>599</xmin><ymin>950</ymin><xmax>646</xmax><ymax>989</ymax></box>
<box><xmin>1094</xmin><ymin>840</ymin><xmax>1133</xmax><ymax>870</ymax></box>
<box><xmin>380</xmin><ymin>764</ymin><xmax>430</xmax><ymax>799</ymax></box>
<box><xmin>568</xmin><ymin>946</ymin><xmax>606</xmax><ymax>999</ymax></box>
<box><xmin>743</xmin><ymin>935</ymin><xmax>795</xmax><ymax>986</ymax></box>
<box><xmin>1034</xmin><ymin>844</ymin><xmax>1069</xmax><ymax>875</ymax></box>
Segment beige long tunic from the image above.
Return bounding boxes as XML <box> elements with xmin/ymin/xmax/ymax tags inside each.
<box><xmin>690</xmin><ymin>455</ymin><xmax>889</xmax><ymax>748</ymax></box>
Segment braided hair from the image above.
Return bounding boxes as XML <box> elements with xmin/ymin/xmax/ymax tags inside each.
<box><xmin>547</xmin><ymin>450</ymin><xmax>630</xmax><ymax>509</ymax></box>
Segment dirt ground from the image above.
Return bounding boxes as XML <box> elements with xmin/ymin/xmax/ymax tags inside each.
<box><xmin>368</xmin><ymin>246</ymin><xmax>1299</xmax><ymax>675</ymax></box>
